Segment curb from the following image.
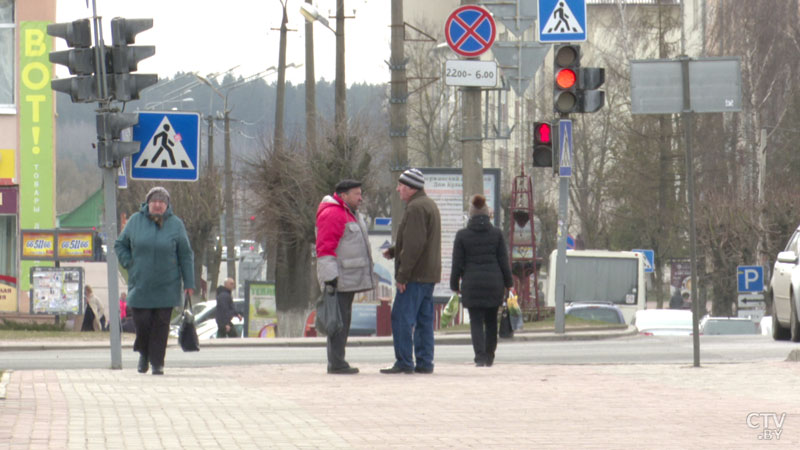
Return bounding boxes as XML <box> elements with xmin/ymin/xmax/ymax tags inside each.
<box><xmin>0</xmin><ymin>326</ymin><xmax>638</xmax><ymax>352</ymax></box>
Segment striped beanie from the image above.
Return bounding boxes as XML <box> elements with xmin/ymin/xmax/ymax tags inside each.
<box><xmin>399</xmin><ymin>168</ymin><xmax>424</xmax><ymax>190</ymax></box>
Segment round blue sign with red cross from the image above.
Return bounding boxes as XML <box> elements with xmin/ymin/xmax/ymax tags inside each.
<box><xmin>445</xmin><ymin>5</ymin><xmax>496</xmax><ymax>58</ymax></box>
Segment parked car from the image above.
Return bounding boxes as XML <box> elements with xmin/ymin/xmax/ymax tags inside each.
<box><xmin>699</xmin><ymin>316</ymin><xmax>759</xmax><ymax>335</ymax></box>
<box><xmin>169</xmin><ymin>298</ymin><xmax>246</xmax><ymax>338</ymax></box>
<box><xmin>565</xmin><ymin>302</ymin><xmax>626</xmax><ymax>325</ymax></box>
<box><xmin>632</xmin><ymin>309</ymin><xmax>693</xmax><ymax>336</ymax></box>
<box><xmin>769</xmin><ymin>222</ymin><xmax>800</xmax><ymax>341</ymax></box>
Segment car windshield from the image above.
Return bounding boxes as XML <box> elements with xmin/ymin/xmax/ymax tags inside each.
<box><xmin>567</xmin><ymin>307</ymin><xmax>623</xmax><ymax>324</ymax></box>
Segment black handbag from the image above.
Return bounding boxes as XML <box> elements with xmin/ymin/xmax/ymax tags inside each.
<box><xmin>499</xmin><ymin>303</ymin><xmax>514</xmax><ymax>338</ymax></box>
<box><xmin>178</xmin><ymin>293</ymin><xmax>200</xmax><ymax>352</ymax></box>
<box><xmin>315</xmin><ymin>285</ymin><xmax>343</xmax><ymax>336</ymax></box>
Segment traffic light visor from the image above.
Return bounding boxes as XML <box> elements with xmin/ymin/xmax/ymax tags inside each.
<box><xmin>556</xmin><ymin>69</ymin><xmax>576</xmax><ymax>89</ymax></box>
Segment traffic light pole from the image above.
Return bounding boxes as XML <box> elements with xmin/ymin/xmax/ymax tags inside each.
<box><xmin>553</xmin><ymin>169</ymin><xmax>568</xmax><ymax>334</ymax></box>
<box><xmin>102</xmin><ymin>166</ymin><xmax>123</xmax><ymax>369</ymax></box>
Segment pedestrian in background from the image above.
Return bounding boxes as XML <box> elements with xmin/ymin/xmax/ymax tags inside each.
<box><xmin>215</xmin><ymin>278</ymin><xmax>241</xmax><ymax>338</ymax></box>
<box><xmin>381</xmin><ymin>169</ymin><xmax>441</xmax><ymax>375</ymax></box>
<box><xmin>315</xmin><ymin>179</ymin><xmax>375</xmax><ymax>374</ymax></box>
<box><xmin>115</xmin><ymin>186</ymin><xmax>195</xmax><ymax>375</ymax></box>
<box><xmin>81</xmin><ymin>285</ymin><xmax>107</xmax><ymax>332</ymax></box>
<box><xmin>450</xmin><ymin>194</ymin><xmax>513</xmax><ymax>367</ymax></box>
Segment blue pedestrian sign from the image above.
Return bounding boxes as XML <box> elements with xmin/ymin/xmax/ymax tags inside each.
<box><xmin>539</xmin><ymin>0</ymin><xmax>587</xmax><ymax>43</ymax></box>
<box><xmin>633</xmin><ymin>249</ymin><xmax>655</xmax><ymax>273</ymax></box>
<box><xmin>131</xmin><ymin>111</ymin><xmax>200</xmax><ymax>182</ymax></box>
<box><xmin>737</xmin><ymin>265</ymin><xmax>764</xmax><ymax>293</ymax></box>
<box><xmin>559</xmin><ymin>119</ymin><xmax>573</xmax><ymax>177</ymax></box>
<box><xmin>445</xmin><ymin>5</ymin><xmax>496</xmax><ymax>58</ymax></box>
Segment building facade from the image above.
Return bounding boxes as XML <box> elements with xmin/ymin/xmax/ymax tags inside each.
<box><xmin>0</xmin><ymin>0</ymin><xmax>57</xmax><ymax>313</ymax></box>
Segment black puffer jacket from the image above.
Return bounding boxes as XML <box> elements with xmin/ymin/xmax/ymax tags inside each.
<box><xmin>450</xmin><ymin>214</ymin><xmax>513</xmax><ymax>308</ymax></box>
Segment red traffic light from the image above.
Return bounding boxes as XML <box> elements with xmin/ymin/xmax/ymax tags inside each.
<box><xmin>555</xmin><ymin>68</ymin><xmax>576</xmax><ymax>89</ymax></box>
<box><xmin>534</xmin><ymin>122</ymin><xmax>551</xmax><ymax>144</ymax></box>
<box><xmin>249</xmin><ymin>215</ymin><xmax>256</xmax><ymax>221</ymax></box>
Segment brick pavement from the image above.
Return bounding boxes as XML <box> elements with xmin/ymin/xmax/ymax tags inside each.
<box><xmin>2</xmin><ymin>360</ymin><xmax>799</xmax><ymax>449</ymax></box>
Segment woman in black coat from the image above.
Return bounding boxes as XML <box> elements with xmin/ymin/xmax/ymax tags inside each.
<box><xmin>450</xmin><ymin>194</ymin><xmax>514</xmax><ymax>366</ymax></box>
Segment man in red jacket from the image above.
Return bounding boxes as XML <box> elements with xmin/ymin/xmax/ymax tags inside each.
<box><xmin>315</xmin><ymin>179</ymin><xmax>375</xmax><ymax>374</ymax></box>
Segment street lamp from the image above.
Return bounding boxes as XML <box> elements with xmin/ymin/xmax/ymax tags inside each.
<box><xmin>301</xmin><ymin>0</ymin><xmax>346</xmax><ymax>147</ymax></box>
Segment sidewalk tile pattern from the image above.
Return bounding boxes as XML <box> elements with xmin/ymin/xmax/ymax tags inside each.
<box><xmin>1</xmin><ymin>362</ymin><xmax>799</xmax><ymax>449</ymax></box>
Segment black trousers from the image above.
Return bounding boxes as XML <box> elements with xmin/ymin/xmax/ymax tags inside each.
<box><xmin>132</xmin><ymin>307</ymin><xmax>173</xmax><ymax>367</ymax></box>
<box><xmin>467</xmin><ymin>306</ymin><xmax>499</xmax><ymax>364</ymax></box>
<box><xmin>327</xmin><ymin>291</ymin><xmax>354</xmax><ymax>370</ymax></box>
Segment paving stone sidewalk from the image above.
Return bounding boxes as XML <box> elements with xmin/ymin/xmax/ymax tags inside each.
<box><xmin>1</xmin><ymin>360</ymin><xmax>798</xmax><ymax>449</ymax></box>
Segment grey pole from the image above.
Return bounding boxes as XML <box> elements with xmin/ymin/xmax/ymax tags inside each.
<box><xmin>554</xmin><ymin>174</ymin><xmax>568</xmax><ymax>334</ymax></box>
<box><xmin>389</xmin><ymin>0</ymin><xmax>407</xmax><ymax>239</ymax></box>
<box><xmin>680</xmin><ymin>55</ymin><xmax>700</xmax><ymax>367</ymax></box>
<box><xmin>90</xmin><ymin>0</ymin><xmax>122</xmax><ymax>369</ymax></box>
<box><xmin>460</xmin><ymin>0</ymin><xmax>484</xmax><ymax>207</ymax></box>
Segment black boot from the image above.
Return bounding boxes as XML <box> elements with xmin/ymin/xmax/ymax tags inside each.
<box><xmin>137</xmin><ymin>354</ymin><xmax>149</xmax><ymax>373</ymax></box>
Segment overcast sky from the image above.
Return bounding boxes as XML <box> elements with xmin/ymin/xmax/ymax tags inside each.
<box><xmin>55</xmin><ymin>0</ymin><xmax>391</xmax><ymax>86</ymax></box>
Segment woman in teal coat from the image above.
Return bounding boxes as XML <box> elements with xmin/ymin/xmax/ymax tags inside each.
<box><xmin>115</xmin><ymin>187</ymin><xmax>195</xmax><ymax>375</ymax></box>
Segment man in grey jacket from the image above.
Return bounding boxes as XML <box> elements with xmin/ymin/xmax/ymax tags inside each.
<box><xmin>315</xmin><ymin>179</ymin><xmax>375</xmax><ymax>374</ymax></box>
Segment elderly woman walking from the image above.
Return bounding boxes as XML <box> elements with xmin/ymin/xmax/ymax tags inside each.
<box><xmin>115</xmin><ymin>187</ymin><xmax>194</xmax><ymax>375</ymax></box>
<box><xmin>450</xmin><ymin>194</ymin><xmax>513</xmax><ymax>367</ymax></box>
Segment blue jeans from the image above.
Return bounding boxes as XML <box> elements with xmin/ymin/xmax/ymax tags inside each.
<box><xmin>390</xmin><ymin>282</ymin><xmax>435</xmax><ymax>370</ymax></box>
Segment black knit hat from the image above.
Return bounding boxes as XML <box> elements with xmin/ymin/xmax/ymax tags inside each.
<box><xmin>335</xmin><ymin>179</ymin><xmax>362</xmax><ymax>194</ymax></box>
<box><xmin>399</xmin><ymin>168</ymin><xmax>424</xmax><ymax>190</ymax></box>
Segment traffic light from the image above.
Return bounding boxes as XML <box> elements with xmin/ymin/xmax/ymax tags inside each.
<box><xmin>532</xmin><ymin>121</ymin><xmax>553</xmax><ymax>167</ymax></box>
<box><xmin>47</xmin><ymin>19</ymin><xmax>99</xmax><ymax>103</ymax></box>
<box><xmin>107</xmin><ymin>18</ymin><xmax>157</xmax><ymax>101</ymax></box>
<box><xmin>96</xmin><ymin>112</ymin><xmax>140</xmax><ymax>169</ymax></box>
<box><xmin>577</xmin><ymin>67</ymin><xmax>605</xmax><ymax>113</ymax></box>
<box><xmin>553</xmin><ymin>44</ymin><xmax>580</xmax><ymax>115</ymax></box>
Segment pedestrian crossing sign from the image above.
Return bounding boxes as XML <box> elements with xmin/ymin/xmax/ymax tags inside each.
<box><xmin>539</xmin><ymin>0</ymin><xmax>587</xmax><ymax>42</ymax></box>
<box><xmin>131</xmin><ymin>111</ymin><xmax>200</xmax><ymax>181</ymax></box>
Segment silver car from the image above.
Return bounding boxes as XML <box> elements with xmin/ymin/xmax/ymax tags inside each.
<box><xmin>769</xmin><ymin>223</ymin><xmax>800</xmax><ymax>341</ymax></box>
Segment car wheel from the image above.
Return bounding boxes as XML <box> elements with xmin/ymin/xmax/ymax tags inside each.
<box><xmin>772</xmin><ymin>293</ymin><xmax>790</xmax><ymax>341</ymax></box>
<box><xmin>791</xmin><ymin>293</ymin><xmax>800</xmax><ymax>343</ymax></box>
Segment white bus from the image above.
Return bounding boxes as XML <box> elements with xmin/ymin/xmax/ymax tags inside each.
<box><xmin>545</xmin><ymin>249</ymin><xmax>647</xmax><ymax>324</ymax></box>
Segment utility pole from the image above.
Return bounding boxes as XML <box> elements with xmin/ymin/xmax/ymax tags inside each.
<box><xmin>224</xmin><ymin>108</ymin><xmax>235</xmax><ymax>283</ymax></box>
<box><xmin>460</xmin><ymin>0</ymin><xmax>483</xmax><ymax>208</ymax></box>
<box><xmin>389</xmin><ymin>0</ymin><xmax>407</xmax><ymax>238</ymax></box>
<box><xmin>335</xmin><ymin>0</ymin><xmax>346</xmax><ymax>148</ymax></box>
<box><xmin>274</xmin><ymin>2</ymin><xmax>289</xmax><ymax>153</ymax></box>
<box><xmin>206</xmin><ymin>115</ymin><xmax>214</xmax><ymax>170</ymax></box>
<box><xmin>304</xmin><ymin>0</ymin><xmax>317</xmax><ymax>153</ymax></box>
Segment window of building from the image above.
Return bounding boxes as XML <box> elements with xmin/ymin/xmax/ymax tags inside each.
<box><xmin>0</xmin><ymin>215</ymin><xmax>16</xmax><ymax>280</ymax></box>
<box><xmin>0</xmin><ymin>0</ymin><xmax>14</xmax><ymax>109</ymax></box>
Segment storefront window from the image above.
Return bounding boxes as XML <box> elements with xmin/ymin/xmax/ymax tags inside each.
<box><xmin>0</xmin><ymin>0</ymin><xmax>14</xmax><ymax>107</ymax></box>
<box><xmin>0</xmin><ymin>215</ymin><xmax>15</xmax><ymax>279</ymax></box>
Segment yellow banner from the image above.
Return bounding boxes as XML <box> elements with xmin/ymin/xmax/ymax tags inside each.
<box><xmin>21</xmin><ymin>230</ymin><xmax>55</xmax><ymax>259</ymax></box>
<box><xmin>57</xmin><ymin>231</ymin><xmax>94</xmax><ymax>259</ymax></box>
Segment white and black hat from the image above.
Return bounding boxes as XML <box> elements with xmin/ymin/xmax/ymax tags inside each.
<box><xmin>399</xmin><ymin>168</ymin><xmax>424</xmax><ymax>190</ymax></box>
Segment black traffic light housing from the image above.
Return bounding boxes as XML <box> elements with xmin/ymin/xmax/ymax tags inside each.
<box><xmin>96</xmin><ymin>112</ymin><xmax>140</xmax><ymax>169</ymax></box>
<box><xmin>107</xmin><ymin>18</ymin><xmax>158</xmax><ymax>101</ymax></box>
<box><xmin>577</xmin><ymin>67</ymin><xmax>605</xmax><ymax>113</ymax></box>
<box><xmin>553</xmin><ymin>44</ymin><xmax>580</xmax><ymax>115</ymax></box>
<box><xmin>532</xmin><ymin>121</ymin><xmax>554</xmax><ymax>167</ymax></box>
<box><xmin>47</xmin><ymin>19</ymin><xmax>100</xmax><ymax>103</ymax></box>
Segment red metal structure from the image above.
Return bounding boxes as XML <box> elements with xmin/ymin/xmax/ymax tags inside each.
<box><xmin>508</xmin><ymin>168</ymin><xmax>542</xmax><ymax>318</ymax></box>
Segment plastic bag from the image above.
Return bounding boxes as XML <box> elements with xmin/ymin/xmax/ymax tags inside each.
<box><xmin>440</xmin><ymin>293</ymin><xmax>460</xmax><ymax>328</ymax></box>
<box><xmin>499</xmin><ymin>304</ymin><xmax>514</xmax><ymax>338</ymax></box>
<box><xmin>507</xmin><ymin>294</ymin><xmax>524</xmax><ymax>331</ymax></box>
<box><xmin>315</xmin><ymin>286</ymin><xmax>343</xmax><ymax>336</ymax></box>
